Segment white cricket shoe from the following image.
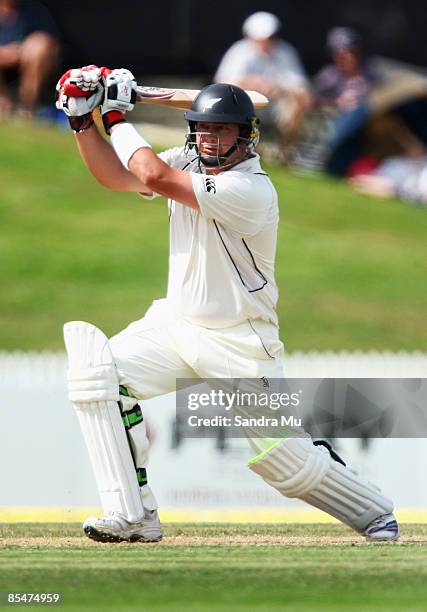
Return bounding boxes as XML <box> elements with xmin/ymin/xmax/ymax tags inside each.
<box><xmin>364</xmin><ymin>513</ymin><xmax>399</xmax><ymax>542</ymax></box>
<box><xmin>83</xmin><ymin>509</ymin><xmax>163</xmax><ymax>543</ymax></box>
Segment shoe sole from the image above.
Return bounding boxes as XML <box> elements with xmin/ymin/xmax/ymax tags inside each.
<box><xmin>366</xmin><ymin>537</ymin><xmax>400</xmax><ymax>542</ymax></box>
<box><xmin>365</xmin><ymin>532</ymin><xmax>400</xmax><ymax>542</ymax></box>
<box><xmin>84</xmin><ymin>524</ymin><xmax>162</xmax><ymax>543</ymax></box>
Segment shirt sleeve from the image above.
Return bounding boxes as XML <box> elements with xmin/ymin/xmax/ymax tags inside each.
<box><xmin>190</xmin><ymin>171</ymin><xmax>274</xmax><ymax>236</ymax></box>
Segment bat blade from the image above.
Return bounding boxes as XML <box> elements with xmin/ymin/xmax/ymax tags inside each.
<box><xmin>135</xmin><ymin>86</ymin><xmax>269</xmax><ymax>110</ymax></box>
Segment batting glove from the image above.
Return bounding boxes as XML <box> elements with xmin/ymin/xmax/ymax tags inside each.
<box><xmin>101</xmin><ymin>68</ymin><xmax>137</xmax><ymax>135</ymax></box>
<box><xmin>66</xmin><ymin>65</ymin><xmax>102</xmax><ymax>94</ymax></box>
<box><xmin>56</xmin><ymin>65</ymin><xmax>106</xmax><ymax>133</ymax></box>
<box><xmin>57</xmin><ymin>65</ymin><xmax>109</xmax><ymax>97</ymax></box>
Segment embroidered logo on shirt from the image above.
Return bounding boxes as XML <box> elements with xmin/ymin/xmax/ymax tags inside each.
<box><xmin>204</xmin><ymin>177</ymin><xmax>217</xmax><ymax>194</ymax></box>
<box><xmin>261</xmin><ymin>376</ymin><xmax>270</xmax><ymax>388</ymax></box>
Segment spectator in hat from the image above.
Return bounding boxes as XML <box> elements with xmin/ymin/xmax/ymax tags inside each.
<box><xmin>314</xmin><ymin>27</ymin><xmax>378</xmax><ymax>114</ymax></box>
<box><xmin>215</xmin><ymin>11</ymin><xmax>311</xmax><ymax>155</ymax></box>
<box><xmin>312</xmin><ymin>27</ymin><xmax>384</xmax><ymax>175</ymax></box>
<box><xmin>0</xmin><ymin>0</ymin><xmax>60</xmax><ymax>119</ymax></box>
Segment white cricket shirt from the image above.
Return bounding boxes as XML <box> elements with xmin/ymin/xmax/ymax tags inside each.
<box><xmin>145</xmin><ymin>146</ymin><xmax>279</xmax><ymax>329</ymax></box>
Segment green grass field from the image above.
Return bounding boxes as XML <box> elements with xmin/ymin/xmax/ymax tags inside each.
<box><xmin>1</xmin><ymin>523</ymin><xmax>426</xmax><ymax>611</ymax></box>
<box><xmin>1</xmin><ymin>120</ymin><xmax>426</xmax><ymax>351</ymax></box>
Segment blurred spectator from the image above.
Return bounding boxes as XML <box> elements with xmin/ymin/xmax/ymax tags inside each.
<box><xmin>349</xmin><ymin>156</ymin><xmax>427</xmax><ymax>206</ymax></box>
<box><xmin>0</xmin><ymin>0</ymin><xmax>59</xmax><ymax>118</ymax></box>
<box><xmin>314</xmin><ymin>27</ymin><xmax>378</xmax><ymax>115</ymax></box>
<box><xmin>309</xmin><ymin>27</ymin><xmax>386</xmax><ymax>175</ymax></box>
<box><xmin>346</xmin><ymin>94</ymin><xmax>427</xmax><ymax>205</ymax></box>
<box><xmin>214</xmin><ymin>11</ymin><xmax>311</xmax><ymax>157</ymax></box>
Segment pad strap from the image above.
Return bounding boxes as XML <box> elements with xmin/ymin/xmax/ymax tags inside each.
<box><xmin>136</xmin><ymin>467</ymin><xmax>148</xmax><ymax>486</ymax></box>
<box><xmin>121</xmin><ymin>404</ymin><xmax>144</xmax><ymax>430</ymax></box>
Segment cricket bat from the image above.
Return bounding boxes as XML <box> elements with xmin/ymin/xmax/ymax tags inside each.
<box><xmin>135</xmin><ymin>86</ymin><xmax>269</xmax><ymax>110</ymax></box>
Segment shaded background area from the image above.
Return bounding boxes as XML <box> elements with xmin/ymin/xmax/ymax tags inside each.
<box><xmin>42</xmin><ymin>0</ymin><xmax>427</xmax><ymax>77</ymax></box>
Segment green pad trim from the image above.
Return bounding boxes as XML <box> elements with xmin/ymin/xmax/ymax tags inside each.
<box><xmin>122</xmin><ymin>405</ymin><xmax>144</xmax><ymax>430</ymax></box>
<box><xmin>119</xmin><ymin>385</ymin><xmax>131</xmax><ymax>397</ymax></box>
<box><xmin>137</xmin><ymin>468</ymin><xmax>148</xmax><ymax>486</ymax></box>
<box><xmin>247</xmin><ymin>439</ymin><xmax>285</xmax><ymax>466</ymax></box>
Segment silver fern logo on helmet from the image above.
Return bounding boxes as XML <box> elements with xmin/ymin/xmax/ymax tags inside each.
<box><xmin>203</xmin><ymin>98</ymin><xmax>222</xmax><ymax>110</ymax></box>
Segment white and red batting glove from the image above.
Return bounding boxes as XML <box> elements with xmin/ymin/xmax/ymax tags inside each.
<box><xmin>101</xmin><ymin>68</ymin><xmax>138</xmax><ymax>134</ymax></box>
<box><xmin>65</xmin><ymin>65</ymin><xmax>103</xmax><ymax>94</ymax></box>
<box><xmin>56</xmin><ymin>65</ymin><xmax>137</xmax><ymax>134</ymax></box>
<box><xmin>56</xmin><ymin>65</ymin><xmax>107</xmax><ymax>133</ymax></box>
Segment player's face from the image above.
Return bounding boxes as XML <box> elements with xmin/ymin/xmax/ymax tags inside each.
<box><xmin>195</xmin><ymin>122</ymin><xmax>240</xmax><ymax>157</ymax></box>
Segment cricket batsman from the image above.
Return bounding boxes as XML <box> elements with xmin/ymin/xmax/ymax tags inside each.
<box><xmin>56</xmin><ymin>66</ymin><xmax>399</xmax><ymax>543</ymax></box>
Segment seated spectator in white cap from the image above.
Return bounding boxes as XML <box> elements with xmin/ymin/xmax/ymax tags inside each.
<box><xmin>215</xmin><ymin>11</ymin><xmax>311</xmax><ymax>155</ymax></box>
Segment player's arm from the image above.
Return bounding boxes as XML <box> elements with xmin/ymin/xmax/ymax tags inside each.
<box><xmin>111</xmin><ymin>126</ymin><xmax>199</xmax><ymax>209</ymax></box>
<box><xmin>75</xmin><ymin>125</ymin><xmax>150</xmax><ymax>193</ymax></box>
<box><xmin>93</xmin><ymin>68</ymin><xmax>198</xmax><ymax>207</ymax></box>
<box><xmin>56</xmin><ymin>65</ymin><xmax>150</xmax><ymax>194</ymax></box>
<box><xmin>78</xmin><ymin>121</ymin><xmax>197</xmax><ymax>203</ymax></box>
<box><xmin>56</xmin><ymin>66</ymin><xmax>151</xmax><ymax>194</ymax></box>
<box><xmin>57</xmin><ymin>66</ymin><xmax>196</xmax><ymax>201</ymax></box>
<box><xmin>106</xmin><ymin>100</ymin><xmax>270</xmax><ymax>231</ymax></box>
<box><xmin>99</xmin><ymin>68</ymin><xmax>270</xmax><ymax>222</ymax></box>
<box><xmin>98</xmin><ymin>68</ymin><xmax>198</xmax><ymax>207</ymax></box>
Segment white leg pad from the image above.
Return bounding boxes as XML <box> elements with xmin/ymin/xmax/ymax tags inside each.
<box><xmin>64</xmin><ymin>321</ymin><xmax>145</xmax><ymax>523</ymax></box>
<box><xmin>249</xmin><ymin>437</ymin><xmax>394</xmax><ymax>532</ymax></box>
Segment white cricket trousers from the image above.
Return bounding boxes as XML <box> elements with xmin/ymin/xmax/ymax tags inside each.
<box><xmin>109</xmin><ymin>299</ymin><xmax>285</xmax><ymax>400</ymax></box>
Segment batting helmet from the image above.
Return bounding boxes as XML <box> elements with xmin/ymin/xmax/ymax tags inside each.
<box><xmin>184</xmin><ymin>83</ymin><xmax>260</xmax><ymax>168</ymax></box>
